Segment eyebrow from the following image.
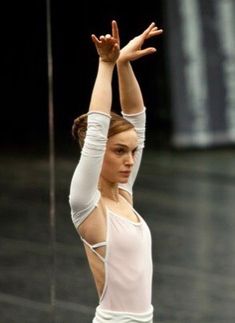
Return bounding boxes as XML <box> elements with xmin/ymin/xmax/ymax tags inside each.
<box><xmin>114</xmin><ymin>144</ymin><xmax>138</xmax><ymax>150</ymax></box>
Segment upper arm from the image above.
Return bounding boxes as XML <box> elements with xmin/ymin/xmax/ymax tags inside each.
<box><xmin>69</xmin><ymin>112</ymin><xmax>110</xmax><ymax>228</ymax></box>
<box><xmin>69</xmin><ymin>155</ymin><xmax>102</xmax><ymax>228</ymax></box>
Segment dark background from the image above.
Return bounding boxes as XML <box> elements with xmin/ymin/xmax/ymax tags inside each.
<box><xmin>1</xmin><ymin>2</ymin><xmax>235</xmax><ymax>322</ymax></box>
<box><xmin>3</xmin><ymin>0</ymin><xmax>170</xmax><ymax>154</ymax></box>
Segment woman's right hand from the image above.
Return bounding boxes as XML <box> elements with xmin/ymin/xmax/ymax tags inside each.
<box><xmin>91</xmin><ymin>20</ymin><xmax>120</xmax><ymax>63</ymax></box>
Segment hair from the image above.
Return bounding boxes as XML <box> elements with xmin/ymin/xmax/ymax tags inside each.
<box><xmin>72</xmin><ymin>112</ymin><xmax>135</xmax><ymax>148</ymax></box>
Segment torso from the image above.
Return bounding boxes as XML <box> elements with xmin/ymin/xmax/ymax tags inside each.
<box><xmin>78</xmin><ymin>189</ymin><xmax>138</xmax><ymax>296</ymax></box>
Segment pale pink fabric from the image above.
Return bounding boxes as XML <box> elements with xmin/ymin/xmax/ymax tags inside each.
<box><xmin>99</xmin><ymin>209</ymin><xmax>153</xmax><ymax>313</ymax></box>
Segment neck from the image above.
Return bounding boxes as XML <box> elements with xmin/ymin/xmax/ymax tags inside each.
<box><xmin>99</xmin><ymin>177</ymin><xmax>119</xmax><ymax>202</ymax></box>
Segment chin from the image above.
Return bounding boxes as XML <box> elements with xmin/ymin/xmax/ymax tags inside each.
<box><xmin>119</xmin><ymin>178</ymin><xmax>129</xmax><ymax>184</ymax></box>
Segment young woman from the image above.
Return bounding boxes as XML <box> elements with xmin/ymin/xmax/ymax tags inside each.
<box><xmin>69</xmin><ymin>20</ymin><xmax>163</xmax><ymax>323</ymax></box>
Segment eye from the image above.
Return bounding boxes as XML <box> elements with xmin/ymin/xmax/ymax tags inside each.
<box><xmin>115</xmin><ymin>148</ymin><xmax>125</xmax><ymax>155</ymax></box>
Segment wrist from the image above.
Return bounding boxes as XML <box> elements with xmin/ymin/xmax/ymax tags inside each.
<box><xmin>117</xmin><ymin>58</ymin><xmax>130</xmax><ymax>66</ymax></box>
<box><xmin>99</xmin><ymin>57</ymin><xmax>117</xmax><ymax>66</ymax></box>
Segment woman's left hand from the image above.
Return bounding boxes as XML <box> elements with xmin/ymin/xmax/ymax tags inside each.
<box><xmin>118</xmin><ymin>22</ymin><xmax>163</xmax><ymax>63</ymax></box>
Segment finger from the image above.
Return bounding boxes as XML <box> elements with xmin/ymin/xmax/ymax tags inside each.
<box><xmin>149</xmin><ymin>29</ymin><xmax>164</xmax><ymax>37</ymax></box>
<box><xmin>138</xmin><ymin>47</ymin><xmax>157</xmax><ymax>58</ymax></box>
<box><xmin>151</xmin><ymin>27</ymin><xmax>159</xmax><ymax>32</ymax></box>
<box><xmin>91</xmin><ymin>34</ymin><xmax>100</xmax><ymax>44</ymax></box>
<box><xmin>112</xmin><ymin>20</ymin><xmax>120</xmax><ymax>43</ymax></box>
<box><xmin>149</xmin><ymin>22</ymin><xmax>156</xmax><ymax>29</ymax></box>
<box><xmin>146</xmin><ymin>28</ymin><xmax>163</xmax><ymax>40</ymax></box>
<box><xmin>135</xmin><ymin>22</ymin><xmax>154</xmax><ymax>43</ymax></box>
<box><xmin>99</xmin><ymin>35</ymin><xmax>106</xmax><ymax>42</ymax></box>
<box><xmin>143</xmin><ymin>22</ymin><xmax>156</xmax><ymax>36</ymax></box>
<box><xmin>155</xmin><ymin>29</ymin><xmax>163</xmax><ymax>33</ymax></box>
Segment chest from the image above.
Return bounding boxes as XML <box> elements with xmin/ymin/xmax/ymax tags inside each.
<box><xmin>107</xmin><ymin>210</ymin><xmax>151</xmax><ymax>259</ymax></box>
<box><xmin>103</xmin><ymin>197</ymin><xmax>140</xmax><ymax>223</ymax></box>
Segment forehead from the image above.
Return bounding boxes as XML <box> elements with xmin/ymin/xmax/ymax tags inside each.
<box><xmin>108</xmin><ymin>129</ymin><xmax>138</xmax><ymax>146</ymax></box>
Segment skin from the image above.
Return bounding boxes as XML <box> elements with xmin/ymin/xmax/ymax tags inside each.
<box><xmin>80</xmin><ymin>128</ymin><xmax>140</xmax><ymax>298</ymax></box>
<box><xmin>78</xmin><ymin>20</ymin><xmax>163</xmax><ymax>298</ymax></box>
<box><xmin>100</xmin><ymin>128</ymin><xmax>138</xmax><ymax>191</ymax></box>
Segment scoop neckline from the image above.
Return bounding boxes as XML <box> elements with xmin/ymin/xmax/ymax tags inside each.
<box><xmin>107</xmin><ymin>208</ymin><xmax>142</xmax><ymax>226</ymax></box>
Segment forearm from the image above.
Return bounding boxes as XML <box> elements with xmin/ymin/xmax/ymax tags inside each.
<box><xmin>89</xmin><ymin>60</ymin><xmax>116</xmax><ymax>115</ymax></box>
<box><xmin>117</xmin><ymin>61</ymin><xmax>144</xmax><ymax>114</ymax></box>
<box><xmin>118</xmin><ymin>108</ymin><xmax>146</xmax><ymax>195</ymax></box>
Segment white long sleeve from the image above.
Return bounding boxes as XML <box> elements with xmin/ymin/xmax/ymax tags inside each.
<box><xmin>69</xmin><ymin>109</ymin><xmax>146</xmax><ymax>228</ymax></box>
<box><xmin>118</xmin><ymin>108</ymin><xmax>146</xmax><ymax>195</ymax></box>
<box><xmin>69</xmin><ymin>112</ymin><xmax>111</xmax><ymax>228</ymax></box>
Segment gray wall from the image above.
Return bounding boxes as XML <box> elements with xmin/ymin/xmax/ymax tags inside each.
<box><xmin>165</xmin><ymin>0</ymin><xmax>235</xmax><ymax>147</ymax></box>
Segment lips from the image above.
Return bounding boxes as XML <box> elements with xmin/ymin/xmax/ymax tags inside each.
<box><xmin>120</xmin><ymin>171</ymin><xmax>131</xmax><ymax>176</ymax></box>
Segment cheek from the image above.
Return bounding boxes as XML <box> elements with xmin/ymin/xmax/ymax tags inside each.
<box><xmin>102</xmin><ymin>153</ymin><xmax>120</xmax><ymax>170</ymax></box>
<box><xmin>101</xmin><ymin>157</ymin><xmax>119</xmax><ymax>179</ymax></box>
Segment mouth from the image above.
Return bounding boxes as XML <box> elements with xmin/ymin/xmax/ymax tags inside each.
<box><xmin>120</xmin><ymin>171</ymin><xmax>131</xmax><ymax>176</ymax></box>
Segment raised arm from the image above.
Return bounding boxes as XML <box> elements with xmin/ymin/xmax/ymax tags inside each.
<box><xmin>89</xmin><ymin>20</ymin><xmax>120</xmax><ymax>114</ymax></box>
<box><xmin>117</xmin><ymin>22</ymin><xmax>163</xmax><ymax>114</ymax></box>
<box><xmin>69</xmin><ymin>21</ymin><xmax>120</xmax><ymax>228</ymax></box>
<box><xmin>117</xmin><ymin>22</ymin><xmax>163</xmax><ymax>195</ymax></box>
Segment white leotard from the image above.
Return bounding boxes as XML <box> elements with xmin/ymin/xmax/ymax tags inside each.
<box><xmin>69</xmin><ymin>109</ymin><xmax>154</xmax><ymax>322</ymax></box>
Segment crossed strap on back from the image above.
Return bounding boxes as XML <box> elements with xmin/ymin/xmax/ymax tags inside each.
<box><xmin>80</xmin><ymin>237</ymin><xmax>107</xmax><ymax>262</ymax></box>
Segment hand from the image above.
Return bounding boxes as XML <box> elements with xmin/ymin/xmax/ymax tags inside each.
<box><xmin>118</xmin><ymin>22</ymin><xmax>163</xmax><ymax>63</ymax></box>
<box><xmin>91</xmin><ymin>20</ymin><xmax>120</xmax><ymax>63</ymax></box>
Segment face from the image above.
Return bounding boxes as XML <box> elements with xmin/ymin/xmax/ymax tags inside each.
<box><xmin>100</xmin><ymin>129</ymin><xmax>138</xmax><ymax>184</ymax></box>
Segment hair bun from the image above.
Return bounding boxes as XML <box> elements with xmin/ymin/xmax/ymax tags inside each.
<box><xmin>72</xmin><ymin>113</ymin><xmax>88</xmax><ymax>146</ymax></box>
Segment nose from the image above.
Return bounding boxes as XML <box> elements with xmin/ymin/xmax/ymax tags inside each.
<box><xmin>124</xmin><ymin>152</ymin><xmax>134</xmax><ymax>166</ymax></box>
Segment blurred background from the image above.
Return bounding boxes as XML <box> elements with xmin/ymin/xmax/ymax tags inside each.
<box><xmin>1</xmin><ymin>0</ymin><xmax>235</xmax><ymax>322</ymax></box>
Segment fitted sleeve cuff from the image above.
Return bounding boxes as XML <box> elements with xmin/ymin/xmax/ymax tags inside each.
<box><xmin>121</xmin><ymin>107</ymin><xmax>146</xmax><ymax>130</ymax></box>
<box><xmin>121</xmin><ymin>107</ymin><xmax>146</xmax><ymax>118</ymax></box>
<box><xmin>81</xmin><ymin>110</ymin><xmax>111</xmax><ymax>157</ymax></box>
<box><xmin>86</xmin><ymin>111</ymin><xmax>111</xmax><ymax>137</ymax></box>
<box><xmin>87</xmin><ymin>111</ymin><xmax>111</xmax><ymax>119</ymax></box>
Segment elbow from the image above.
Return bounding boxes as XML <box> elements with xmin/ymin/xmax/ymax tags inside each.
<box><xmin>69</xmin><ymin>189</ymin><xmax>100</xmax><ymax>215</ymax></box>
<box><xmin>69</xmin><ymin>193</ymin><xmax>87</xmax><ymax>214</ymax></box>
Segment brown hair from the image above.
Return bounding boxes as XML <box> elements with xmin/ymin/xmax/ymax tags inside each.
<box><xmin>72</xmin><ymin>112</ymin><xmax>134</xmax><ymax>148</ymax></box>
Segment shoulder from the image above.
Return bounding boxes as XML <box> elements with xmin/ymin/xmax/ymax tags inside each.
<box><xmin>119</xmin><ymin>188</ymin><xmax>133</xmax><ymax>205</ymax></box>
